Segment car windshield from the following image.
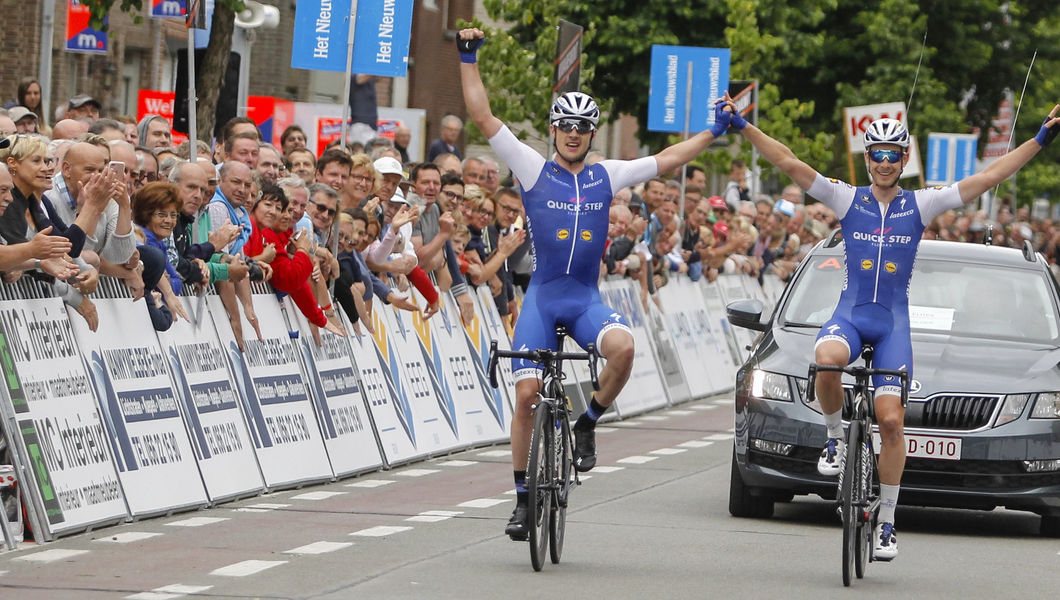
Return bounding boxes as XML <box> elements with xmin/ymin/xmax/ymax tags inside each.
<box><xmin>781</xmin><ymin>252</ymin><xmax>1060</xmax><ymax>343</ymax></box>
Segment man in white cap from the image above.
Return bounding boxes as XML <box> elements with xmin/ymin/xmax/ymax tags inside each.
<box><xmin>372</xmin><ymin>156</ymin><xmax>404</xmax><ymax>203</ymax></box>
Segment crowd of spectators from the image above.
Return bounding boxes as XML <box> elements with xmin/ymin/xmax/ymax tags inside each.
<box><xmin>1</xmin><ymin>78</ymin><xmax>1054</xmax><ymax>346</ymax></box>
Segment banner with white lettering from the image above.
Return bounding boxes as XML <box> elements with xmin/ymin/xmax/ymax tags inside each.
<box><xmin>291</xmin><ymin>0</ymin><xmax>352</xmax><ymax>71</ymax></box>
<box><xmin>656</xmin><ymin>279</ymin><xmax>714</xmax><ymax>398</ymax></box>
<box><xmin>281</xmin><ymin>298</ymin><xmax>383</xmax><ymax>477</ymax></box>
<box><xmin>599</xmin><ymin>279</ymin><xmax>669</xmax><ymax>416</ymax></box>
<box><xmin>647</xmin><ymin>45</ymin><xmax>731</xmax><ymax>133</ymax></box>
<box><xmin>155</xmin><ymin>296</ymin><xmax>265</xmax><ymax>502</ymax></box>
<box><xmin>70</xmin><ymin>295</ymin><xmax>208</xmax><ymax>516</ymax></box>
<box><xmin>467</xmin><ymin>287</ymin><xmax>515</xmax><ymax>417</ymax></box>
<box><xmin>0</xmin><ymin>298</ymin><xmax>127</xmax><ymax>535</ymax></box>
<box><xmin>715</xmin><ymin>275</ymin><xmax>758</xmax><ymax>362</ymax></box>
<box><xmin>372</xmin><ymin>303</ymin><xmax>461</xmax><ymax>458</ymax></box>
<box><xmin>207</xmin><ymin>292</ymin><xmax>333</xmax><ymax>487</ymax></box>
<box><xmin>413</xmin><ymin>291</ymin><xmax>507</xmax><ymax>446</ymax></box>
<box><xmin>699</xmin><ymin>279</ymin><xmax>744</xmax><ymax>367</ymax></box>
<box><xmin>352</xmin><ymin>0</ymin><xmax>414</xmax><ymax>77</ymax></box>
<box><xmin>645</xmin><ymin>298</ymin><xmax>691</xmax><ymax>404</ymax></box>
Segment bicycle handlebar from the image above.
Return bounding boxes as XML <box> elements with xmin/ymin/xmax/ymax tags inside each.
<box><xmin>806</xmin><ymin>363</ymin><xmax>909</xmax><ymax>407</ymax></box>
<box><xmin>488</xmin><ymin>341</ymin><xmax>601</xmax><ymax>391</ymax></box>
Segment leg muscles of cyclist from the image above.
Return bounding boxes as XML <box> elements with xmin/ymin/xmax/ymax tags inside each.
<box><xmin>814</xmin><ymin>339</ymin><xmax>851</xmax><ymax>417</ymax></box>
<box><xmin>511</xmin><ymin>377</ymin><xmax>543</xmax><ymax>471</ymax></box>
<box><xmin>592</xmin><ymin>328</ymin><xmax>635</xmax><ymax>409</ymax></box>
<box><xmin>874</xmin><ymin>394</ymin><xmax>906</xmax><ymax>486</ymax></box>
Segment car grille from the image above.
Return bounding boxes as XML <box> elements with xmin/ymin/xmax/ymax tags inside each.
<box><xmin>841</xmin><ymin>391</ymin><xmax>999</xmax><ymax>430</ymax></box>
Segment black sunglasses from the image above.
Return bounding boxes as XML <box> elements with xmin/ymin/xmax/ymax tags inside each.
<box><xmin>313</xmin><ymin>202</ymin><xmax>337</xmax><ymax>216</ymax></box>
<box><xmin>554</xmin><ymin>119</ymin><xmax>595</xmax><ymax>134</ymax></box>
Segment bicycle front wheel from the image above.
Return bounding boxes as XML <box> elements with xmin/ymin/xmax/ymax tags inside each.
<box><xmin>550</xmin><ymin>411</ymin><xmax>573</xmax><ymax>564</ymax></box>
<box><xmin>854</xmin><ymin>424</ymin><xmax>875</xmax><ymax>578</ymax></box>
<box><xmin>841</xmin><ymin>418</ymin><xmax>862</xmax><ymax>587</ymax></box>
<box><xmin>527</xmin><ymin>403</ymin><xmax>553</xmax><ymax>571</ymax></box>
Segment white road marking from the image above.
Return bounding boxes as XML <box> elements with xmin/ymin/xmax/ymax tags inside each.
<box><xmin>126</xmin><ymin>584</ymin><xmax>213</xmax><ymax>599</ymax></box>
<box><xmin>95</xmin><ymin>531</ymin><xmax>162</xmax><ymax>544</ymax></box>
<box><xmin>437</xmin><ymin>460</ymin><xmax>477</xmax><ymax>467</ymax></box>
<box><xmin>667</xmin><ymin>410</ymin><xmax>694</xmax><ymax>416</ymax></box>
<box><xmin>165</xmin><ymin>517</ymin><xmax>229</xmax><ymax>528</ymax></box>
<box><xmin>244</xmin><ymin>503</ymin><xmax>290</xmax><ymax>510</ymax></box>
<box><xmin>291</xmin><ymin>491</ymin><xmax>347</xmax><ymax>501</ymax></box>
<box><xmin>346</xmin><ymin>479</ymin><xmax>395</xmax><ymax>488</ymax></box>
<box><xmin>714</xmin><ymin>399</ymin><xmax>735</xmax><ymax>405</ymax></box>
<box><xmin>477</xmin><ymin>450</ymin><xmax>511</xmax><ymax>458</ymax></box>
<box><xmin>678</xmin><ymin>440</ymin><xmax>714</xmax><ymax>448</ymax></box>
<box><xmin>458</xmin><ymin>498</ymin><xmax>508</xmax><ymax>508</ymax></box>
<box><xmin>596</xmin><ymin>426</ymin><xmax>617</xmax><ymax>434</ymax></box>
<box><xmin>15</xmin><ymin>549</ymin><xmax>89</xmax><ymax>563</ymax></box>
<box><xmin>704</xmin><ymin>433</ymin><xmax>734</xmax><ymax>441</ymax></box>
<box><xmin>639</xmin><ymin>415</ymin><xmax>668</xmax><ymax>421</ymax></box>
<box><xmin>688</xmin><ymin>404</ymin><xmax>711</xmax><ymax>411</ymax></box>
<box><xmin>350</xmin><ymin>525</ymin><xmax>413</xmax><ymax>537</ymax></box>
<box><xmin>284</xmin><ymin>541</ymin><xmax>353</xmax><ymax>555</ymax></box>
<box><xmin>395</xmin><ymin>468</ymin><xmax>440</xmax><ymax>477</ymax></box>
<box><xmin>616</xmin><ymin>455</ymin><xmax>658</xmax><ymax>465</ymax></box>
<box><xmin>407</xmin><ymin>510</ymin><xmax>463</xmax><ymax>523</ymax></box>
<box><xmin>591</xmin><ymin>466</ymin><xmax>625</xmax><ymax>473</ymax></box>
<box><xmin>210</xmin><ymin>560</ymin><xmax>286</xmax><ymax>577</ymax></box>
<box><xmin>699</xmin><ymin>405</ymin><xmax>719</xmax><ymax>410</ymax></box>
<box><xmin>650</xmin><ymin>448</ymin><xmax>687</xmax><ymax>455</ymax></box>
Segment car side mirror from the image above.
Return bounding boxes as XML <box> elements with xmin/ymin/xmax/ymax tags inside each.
<box><xmin>726</xmin><ymin>299</ymin><xmax>768</xmax><ymax>332</ymax></box>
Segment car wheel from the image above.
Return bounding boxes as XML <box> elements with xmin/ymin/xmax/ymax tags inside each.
<box><xmin>729</xmin><ymin>449</ymin><xmax>775</xmax><ymax>518</ymax></box>
<box><xmin>1041</xmin><ymin>515</ymin><xmax>1060</xmax><ymax>537</ymax></box>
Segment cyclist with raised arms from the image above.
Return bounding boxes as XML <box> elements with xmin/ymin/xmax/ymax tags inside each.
<box><xmin>722</xmin><ymin>90</ymin><xmax>1059</xmax><ymax>560</ymax></box>
<box><xmin>459</xmin><ymin>27</ymin><xmax>732</xmax><ymax>540</ymax></box>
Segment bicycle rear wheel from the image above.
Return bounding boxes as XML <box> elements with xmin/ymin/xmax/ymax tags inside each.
<box><xmin>527</xmin><ymin>403</ymin><xmax>553</xmax><ymax>571</ymax></box>
<box><xmin>550</xmin><ymin>411</ymin><xmax>573</xmax><ymax>564</ymax></box>
<box><xmin>841</xmin><ymin>418</ymin><xmax>861</xmax><ymax>587</ymax></box>
<box><xmin>854</xmin><ymin>425</ymin><xmax>875</xmax><ymax>578</ymax></box>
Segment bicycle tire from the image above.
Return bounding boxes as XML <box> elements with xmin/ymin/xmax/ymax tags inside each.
<box><xmin>854</xmin><ymin>420</ymin><xmax>872</xmax><ymax>579</ymax></box>
<box><xmin>527</xmin><ymin>402</ymin><xmax>553</xmax><ymax>571</ymax></box>
<box><xmin>550</xmin><ymin>411</ymin><xmax>572</xmax><ymax>564</ymax></box>
<box><xmin>841</xmin><ymin>417</ymin><xmax>861</xmax><ymax>587</ymax></box>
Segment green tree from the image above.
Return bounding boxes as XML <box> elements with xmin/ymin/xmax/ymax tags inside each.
<box><xmin>82</xmin><ymin>0</ymin><xmax>244</xmax><ymax>143</ymax></box>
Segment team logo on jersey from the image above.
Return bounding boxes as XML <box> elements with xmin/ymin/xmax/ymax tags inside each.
<box><xmin>557</xmin><ymin>229</ymin><xmax>570</xmax><ymax>240</ymax></box>
<box><xmin>861</xmin><ymin>259</ymin><xmax>873</xmax><ymax>270</ymax></box>
<box><xmin>580</xmin><ymin>230</ymin><xmax>592</xmax><ymax>241</ymax></box>
<box><xmin>884</xmin><ymin>261</ymin><xmax>897</xmax><ymax>273</ymax></box>
<box><xmin>861</xmin><ymin>195</ymin><xmax>871</xmax><ymax>204</ymax></box>
<box><xmin>828</xmin><ymin>178</ymin><xmax>840</xmax><ymax>184</ymax></box>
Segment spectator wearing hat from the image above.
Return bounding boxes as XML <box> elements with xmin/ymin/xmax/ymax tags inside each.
<box><xmin>67</xmin><ymin>95</ymin><xmax>100</xmax><ymax>122</ymax></box>
<box><xmin>138</xmin><ymin>115</ymin><xmax>173</xmax><ymax>151</ymax></box>
<box><xmin>9</xmin><ymin>107</ymin><xmax>38</xmax><ymax>134</ymax></box>
<box><xmin>708</xmin><ymin>195</ymin><xmax>731</xmax><ymax>224</ymax></box>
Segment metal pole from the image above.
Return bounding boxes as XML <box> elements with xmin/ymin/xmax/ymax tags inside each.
<box><xmin>187</xmin><ymin>29</ymin><xmax>198</xmax><ymax>154</ymax></box>
<box><xmin>338</xmin><ymin>0</ymin><xmax>359</xmax><ymax>150</ymax></box>
<box><xmin>751</xmin><ymin>79</ymin><xmax>760</xmax><ymax>198</ymax></box>
<box><xmin>38</xmin><ymin>0</ymin><xmax>55</xmax><ymax>125</ymax></box>
<box><xmin>680</xmin><ymin>62</ymin><xmax>692</xmax><ymax>223</ymax></box>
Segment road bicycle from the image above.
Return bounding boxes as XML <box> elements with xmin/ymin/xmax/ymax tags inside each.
<box><xmin>488</xmin><ymin>327</ymin><xmax>599</xmax><ymax>571</ymax></box>
<box><xmin>807</xmin><ymin>345</ymin><xmax>908</xmax><ymax>587</ymax></box>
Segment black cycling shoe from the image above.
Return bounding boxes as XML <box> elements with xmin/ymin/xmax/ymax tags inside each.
<box><xmin>573</xmin><ymin>425</ymin><xmax>597</xmax><ymax>472</ymax></box>
<box><xmin>505</xmin><ymin>504</ymin><xmax>529</xmax><ymax>541</ymax></box>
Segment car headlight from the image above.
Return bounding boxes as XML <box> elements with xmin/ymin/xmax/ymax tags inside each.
<box><xmin>996</xmin><ymin>394</ymin><xmax>1031</xmax><ymax>426</ymax></box>
<box><xmin>750</xmin><ymin>369</ymin><xmax>792</xmax><ymax>402</ymax></box>
<box><xmin>1031</xmin><ymin>392</ymin><xmax>1060</xmax><ymax>419</ymax></box>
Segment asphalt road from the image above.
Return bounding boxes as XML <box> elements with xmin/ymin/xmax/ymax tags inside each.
<box><xmin>1</xmin><ymin>394</ymin><xmax>1057</xmax><ymax>599</ymax></box>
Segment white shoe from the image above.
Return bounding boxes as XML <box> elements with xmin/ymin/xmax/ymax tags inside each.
<box><xmin>817</xmin><ymin>438</ymin><xmax>845</xmax><ymax>476</ymax></box>
<box><xmin>874</xmin><ymin>522</ymin><xmax>898</xmax><ymax>561</ymax></box>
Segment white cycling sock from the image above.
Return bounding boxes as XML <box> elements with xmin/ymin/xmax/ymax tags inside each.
<box><xmin>823</xmin><ymin>410</ymin><xmax>843</xmax><ymax>440</ymax></box>
<box><xmin>879</xmin><ymin>483</ymin><xmax>900</xmax><ymax>525</ymax></box>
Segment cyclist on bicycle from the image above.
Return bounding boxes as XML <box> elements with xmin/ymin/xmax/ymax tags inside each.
<box><xmin>459</xmin><ymin>27</ymin><xmax>732</xmax><ymax>540</ymax></box>
<box><xmin>722</xmin><ymin>91</ymin><xmax>1058</xmax><ymax>560</ymax></box>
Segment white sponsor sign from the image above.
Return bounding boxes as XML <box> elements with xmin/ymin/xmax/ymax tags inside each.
<box><xmin>465</xmin><ymin>288</ymin><xmax>516</xmax><ymax>420</ymax></box>
<box><xmin>156</xmin><ymin>296</ymin><xmax>265</xmax><ymax>501</ymax></box>
<box><xmin>600</xmin><ymin>279</ymin><xmax>669</xmax><ymax>416</ymax></box>
<box><xmin>282</xmin><ymin>298</ymin><xmax>384</xmax><ymax>477</ymax></box>
<box><xmin>656</xmin><ymin>279</ymin><xmax>714</xmax><ymax>398</ymax></box>
<box><xmin>71</xmin><ymin>297</ymin><xmax>208</xmax><ymax>516</ymax></box>
<box><xmin>207</xmin><ymin>293</ymin><xmax>333</xmax><ymax>487</ymax></box>
<box><xmin>0</xmin><ymin>298</ymin><xmax>127</xmax><ymax>535</ymax></box>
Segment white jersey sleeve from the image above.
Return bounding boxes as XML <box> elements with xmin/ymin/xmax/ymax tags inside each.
<box><xmin>808</xmin><ymin>172</ymin><xmax>857</xmax><ymax>220</ymax></box>
<box><xmin>918</xmin><ymin>183</ymin><xmax>963</xmax><ymax>225</ymax></box>
<box><xmin>487</xmin><ymin>125</ymin><xmax>546</xmax><ymax>192</ymax></box>
<box><xmin>599</xmin><ymin>157</ymin><xmax>659</xmax><ymax>195</ymax></box>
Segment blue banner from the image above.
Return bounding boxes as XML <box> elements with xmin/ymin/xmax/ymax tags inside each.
<box><xmin>926</xmin><ymin>133</ymin><xmax>977</xmax><ymax>185</ymax></box>
<box><xmin>647</xmin><ymin>45</ymin><xmax>730</xmax><ymax>133</ymax></box>
<box><xmin>66</xmin><ymin>1</ymin><xmax>108</xmax><ymax>55</ymax></box>
<box><xmin>954</xmin><ymin>136</ymin><xmax>977</xmax><ymax>182</ymax></box>
<box><xmin>926</xmin><ymin>135</ymin><xmax>949</xmax><ymax>184</ymax></box>
<box><xmin>351</xmin><ymin>0</ymin><xmax>414</xmax><ymax>77</ymax></box>
<box><xmin>291</xmin><ymin>0</ymin><xmax>354</xmax><ymax>72</ymax></box>
<box><xmin>150</xmin><ymin>0</ymin><xmax>186</xmax><ymax>19</ymax></box>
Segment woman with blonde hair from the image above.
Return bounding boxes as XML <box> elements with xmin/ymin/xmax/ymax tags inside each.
<box><xmin>343</xmin><ymin>152</ymin><xmax>380</xmax><ymax>214</ymax></box>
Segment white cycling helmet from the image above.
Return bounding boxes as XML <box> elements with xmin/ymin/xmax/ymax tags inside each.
<box><xmin>550</xmin><ymin>92</ymin><xmax>600</xmax><ymax>127</ymax></box>
<box><xmin>863</xmin><ymin>118</ymin><xmax>910</xmax><ymax>149</ymax></box>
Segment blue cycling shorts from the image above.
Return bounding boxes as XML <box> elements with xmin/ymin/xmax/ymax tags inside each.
<box><xmin>815</xmin><ymin>302</ymin><xmax>911</xmax><ymax>398</ymax></box>
<box><xmin>510</xmin><ymin>278</ymin><xmax>630</xmax><ymax>381</ymax></box>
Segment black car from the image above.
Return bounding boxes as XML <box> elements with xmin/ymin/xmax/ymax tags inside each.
<box><xmin>726</xmin><ymin>235</ymin><xmax>1060</xmax><ymax>536</ymax></box>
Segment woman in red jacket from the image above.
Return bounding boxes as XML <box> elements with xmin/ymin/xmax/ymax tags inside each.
<box><xmin>244</xmin><ymin>181</ymin><xmax>344</xmax><ymax>337</ymax></box>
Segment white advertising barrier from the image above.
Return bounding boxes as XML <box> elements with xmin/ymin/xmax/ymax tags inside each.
<box><xmin>156</xmin><ymin>295</ymin><xmax>265</xmax><ymax>502</ymax></box>
<box><xmin>599</xmin><ymin>279</ymin><xmax>669</xmax><ymax>416</ymax></box>
<box><xmin>760</xmin><ymin>273</ymin><xmax>786</xmax><ymax>309</ymax></box>
<box><xmin>207</xmin><ymin>291</ymin><xmax>333</xmax><ymax>487</ymax></box>
<box><xmin>699</xmin><ymin>279</ymin><xmax>744</xmax><ymax>367</ymax></box>
<box><xmin>644</xmin><ymin>298</ymin><xmax>692</xmax><ymax>405</ymax></box>
<box><xmin>468</xmin><ymin>286</ymin><xmax>516</xmax><ymax>417</ymax></box>
<box><xmin>0</xmin><ymin>296</ymin><xmax>127</xmax><ymax>536</ymax></box>
<box><xmin>655</xmin><ymin>278</ymin><xmax>715</xmax><ymax>399</ymax></box>
<box><xmin>370</xmin><ymin>301</ymin><xmax>460</xmax><ymax>460</ymax></box>
<box><xmin>716</xmin><ymin>274</ymin><xmax>757</xmax><ymax>362</ymax></box>
<box><xmin>685</xmin><ymin>280</ymin><xmax>738</xmax><ymax>391</ymax></box>
<box><xmin>70</xmin><ymin>286</ymin><xmax>208</xmax><ymax>517</ymax></box>
<box><xmin>281</xmin><ymin>298</ymin><xmax>384</xmax><ymax>477</ymax></box>
<box><xmin>409</xmin><ymin>290</ymin><xmax>508</xmax><ymax>446</ymax></box>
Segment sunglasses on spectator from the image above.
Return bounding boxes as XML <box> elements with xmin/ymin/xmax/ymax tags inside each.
<box><xmin>313</xmin><ymin>202</ymin><xmax>337</xmax><ymax>216</ymax></box>
<box><xmin>442</xmin><ymin>190</ymin><xmax>464</xmax><ymax>202</ymax></box>
<box><xmin>132</xmin><ymin>170</ymin><xmax>159</xmax><ymax>182</ymax></box>
<box><xmin>554</xmin><ymin>119</ymin><xmax>595</xmax><ymax>134</ymax></box>
<box><xmin>868</xmin><ymin>148</ymin><xmax>904</xmax><ymax>164</ymax></box>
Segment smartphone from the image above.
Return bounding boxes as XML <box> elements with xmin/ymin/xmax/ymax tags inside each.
<box><xmin>108</xmin><ymin>161</ymin><xmax>125</xmax><ymax>177</ymax></box>
<box><xmin>293</xmin><ymin>229</ymin><xmax>304</xmax><ymax>240</ymax></box>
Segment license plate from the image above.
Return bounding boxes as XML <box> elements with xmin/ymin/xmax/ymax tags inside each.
<box><xmin>872</xmin><ymin>432</ymin><xmax>962</xmax><ymax>461</ymax></box>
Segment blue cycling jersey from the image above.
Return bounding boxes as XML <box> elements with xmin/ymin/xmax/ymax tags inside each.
<box><xmin>808</xmin><ymin>173</ymin><xmax>962</xmax><ymax>395</ymax></box>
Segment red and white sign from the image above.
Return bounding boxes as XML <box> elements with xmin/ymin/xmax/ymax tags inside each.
<box><xmin>981</xmin><ymin>90</ymin><xmax>1014</xmax><ymax>165</ymax></box>
<box><xmin>844</xmin><ymin>102</ymin><xmax>907</xmax><ymax>154</ymax></box>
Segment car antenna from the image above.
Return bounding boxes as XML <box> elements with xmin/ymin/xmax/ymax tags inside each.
<box><xmin>984</xmin><ymin>224</ymin><xmax>993</xmax><ymax>246</ymax></box>
<box><xmin>825</xmin><ymin>228</ymin><xmax>843</xmax><ymax>248</ymax></box>
<box><xmin>1022</xmin><ymin>239</ymin><xmax>1037</xmax><ymax>262</ymax></box>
